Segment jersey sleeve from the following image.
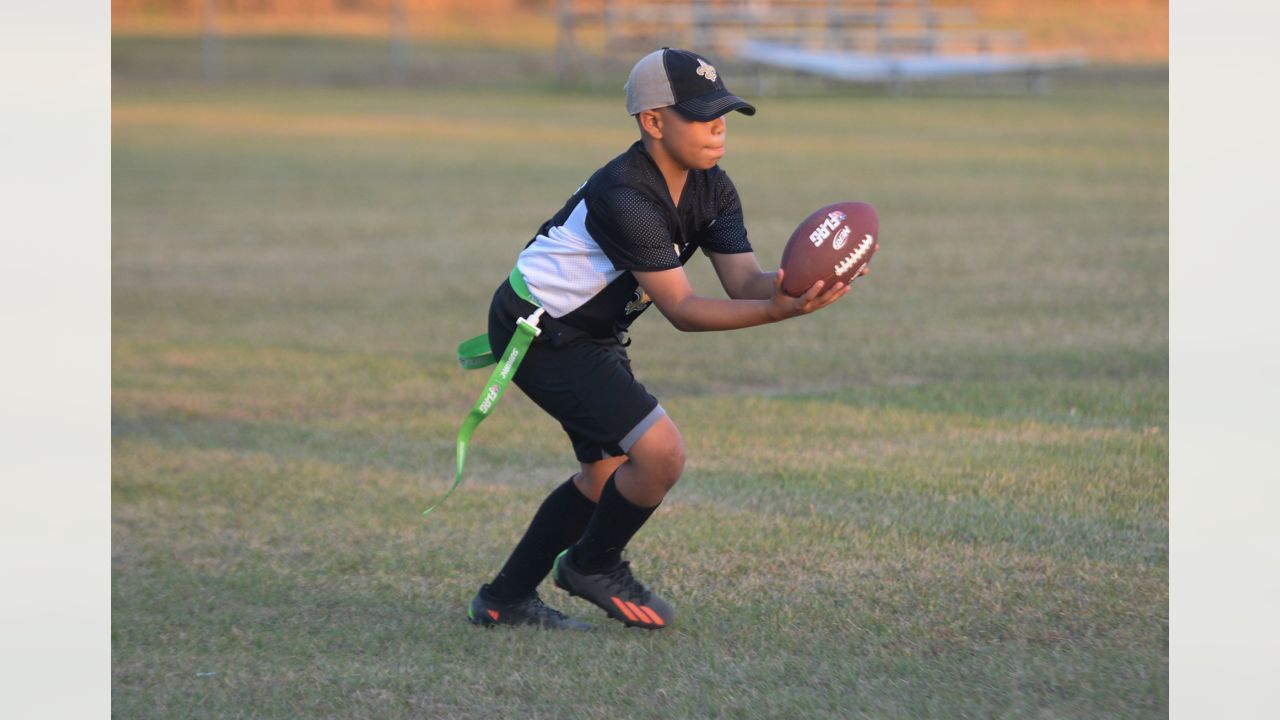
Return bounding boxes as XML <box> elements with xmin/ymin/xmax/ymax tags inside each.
<box><xmin>585</xmin><ymin>186</ymin><xmax>682</xmax><ymax>271</ymax></box>
<box><xmin>700</xmin><ymin>171</ymin><xmax>753</xmax><ymax>255</ymax></box>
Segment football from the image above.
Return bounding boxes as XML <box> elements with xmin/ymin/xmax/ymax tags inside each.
<box><xmin>778</xmin><ymin>201</ymin><xmax>879</xmax><ymax>296</ymax></box>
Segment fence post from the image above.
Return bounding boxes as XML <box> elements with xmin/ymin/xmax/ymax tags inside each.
<box><xmin>556</xmin><ymin>0</ymin><xmax>581</xmax><ymax>84</ymax></box>
<box><xmin>390</xmin><ymin>0</ymin><xmax>411</xmax><ymax>84</ymax></box>
<box><xmin>201</xmin><ymin>0</ymin><xmax>223</xmax><ymax>84</ymax></box>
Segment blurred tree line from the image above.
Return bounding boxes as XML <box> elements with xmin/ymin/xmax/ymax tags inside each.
<box><xmin>112</xmin><ymin>0</ymin><xmax>554</xmax><ymax>36</ymax></box>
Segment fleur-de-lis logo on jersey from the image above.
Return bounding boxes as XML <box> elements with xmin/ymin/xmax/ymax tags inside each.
<box><xmin>624</xmin><ymin>288</ymin><xmax>652</xmax><ymax>316</ymax></box>
<box><xmin>696</xmin><ymin>58</ymin><xmax>718</xmax><ymax>83</ymax></box>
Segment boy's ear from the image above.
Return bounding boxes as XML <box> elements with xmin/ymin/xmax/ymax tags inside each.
<box><xmin>637</xmin><ymin>109</ymin><xmax>663</xmax><ymax>140</ymax></box>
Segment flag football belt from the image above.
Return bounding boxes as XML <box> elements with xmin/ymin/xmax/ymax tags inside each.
<box><xmin>423</xmin><ymin>267</ymin><xmax>544</xmax><ymax>517</ymax></box>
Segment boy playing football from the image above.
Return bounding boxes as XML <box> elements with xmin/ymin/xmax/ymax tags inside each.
<box><xmin>468</xmin><ymin>48</ymin><xmax>862</xmax><ymax>630</ymax></box>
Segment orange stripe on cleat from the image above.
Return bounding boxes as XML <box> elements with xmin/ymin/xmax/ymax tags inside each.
<box><xmin>487</xmin><ymin>609</ymin><xmax>500</xmax><ymax>621</ymax></box>
<box><xmin>624</xmin><ymin>601</ymin><xmax>649</xmax><ymax>625</ymax></box>
<box><xmin>637</xmin><ymin>606</ymin><xmax>665</xmax><ymax>627</ymax></box>
<box><xmin>611</xmin><ymin>596</ymin><xmax>639</xmax><ymax>622</ymax></box>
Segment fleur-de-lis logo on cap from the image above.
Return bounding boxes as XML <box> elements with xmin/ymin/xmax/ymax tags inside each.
<box><xmin>696</xmin><ymin>58</ymin><xmax>718</xmax><ymax>83</ymax></box>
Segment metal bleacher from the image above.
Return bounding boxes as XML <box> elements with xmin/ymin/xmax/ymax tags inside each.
<box><xmin>554</xmin><ymin>0</ymin><xmax>1086</xmax><ymax>91</ymax></box>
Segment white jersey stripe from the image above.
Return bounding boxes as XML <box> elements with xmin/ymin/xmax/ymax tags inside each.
<box><xmin>516</xmin><ymin>199</ymin><xmax>624</xmax><ymax>319</ymax></box>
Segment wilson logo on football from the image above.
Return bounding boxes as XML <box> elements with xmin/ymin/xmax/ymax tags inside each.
<box><xmin>808</xmin><ymin>211</ymin><xmax>847</xmax><ymax>248</ymax></box>
<box><xmin>832</xmin><ymin>225</ymin><xmax>852</xmax><ymax>250</ymax></box>
<box><xmin>833</xmin><ymin>234</ymin><xmax>875</xmax><ymax>277</ymax></box>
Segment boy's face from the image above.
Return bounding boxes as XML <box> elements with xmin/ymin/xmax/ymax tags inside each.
<box><xmin>648</xmin><ymin>107</ymin><xmax>728</xmax><ymax>171</ymax></box>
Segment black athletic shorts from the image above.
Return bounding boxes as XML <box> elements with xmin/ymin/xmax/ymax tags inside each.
<box><xmin>488</xmin><ymin>280</ymin><xmax>665</xmax><ymax>464</ymax></box>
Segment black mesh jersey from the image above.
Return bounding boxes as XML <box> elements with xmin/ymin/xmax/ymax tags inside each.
<box><xmin>514</xmin><ymin>141</ymin><xmax>753</xmax><ymax>339</ymax></box>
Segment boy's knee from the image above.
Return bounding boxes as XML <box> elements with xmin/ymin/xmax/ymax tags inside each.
<box><xmin>662</xmin><ymin>435</ymin><xmax>687</xmax><ymax>482</ymax></box>
<box><xmin>631</xmin><ymin>417</ymin><xmax>686</xmax><ymax>489</ymax></box>
<box><xmin>649</xmin><ymin>443</ymin><xmax>685</xmax><ymax>491</ymax></box>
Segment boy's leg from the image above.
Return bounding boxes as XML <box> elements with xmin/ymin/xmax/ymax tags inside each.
<box><xmin>469</xmin><ymin>457</ymin><xmax>625</xmax><ymax>630</ymax></box>
<box><xmin>485</xmin><ymin>476</ymin><xmax>596</xmax><ymax>602</ymax></box>
<box><xmin>553</xmin><ymin>416</ymin><xmax>684</xmax><ymax>629</ymax></box>
<box><xmin>486</xmin><ymin>455</ymin><xmax>625</xmax><ymax>601</ymax></box>
<box><xmin>572</xmin><ymin>415</ymin><xmax>685</xmax><ymax>570</ymax></box>
<box><xmin>573</xmin><ymin>455</ymin><xmax>627</xmax><ymax>502</ymax></box>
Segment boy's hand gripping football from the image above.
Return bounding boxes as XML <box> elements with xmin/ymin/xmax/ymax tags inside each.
<box><xmin>768</xmin><ymin>265</ymin><xmax>866</xmax><ymax>320</ymax></box>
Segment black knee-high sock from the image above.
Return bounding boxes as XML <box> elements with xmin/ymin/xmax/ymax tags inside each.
<box><xmin>487</xmin><ymin>477</ymin><xmax>597</xmax><ymax>602</ymax></box>
<box><xmin>570</xmin><ymin>473</ymin><xmax>659</xmax><ymax>573</ymax></box>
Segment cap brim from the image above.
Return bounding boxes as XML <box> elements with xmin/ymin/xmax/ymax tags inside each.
<box><xmin>672</xmin><ymin>89</ymin><xmax>757</xmax><ymax>122</ymax></box>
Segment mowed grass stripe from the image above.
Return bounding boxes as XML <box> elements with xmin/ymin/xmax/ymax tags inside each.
<box><xmin>113</xmin><ymin>440</ymin><xmax>1164</xmax><ymax>717</ymax></box>
<box><xmin>113</xmin><ymin>379</ymin><xmax>1165</xmax><ymax>565</ymax></box>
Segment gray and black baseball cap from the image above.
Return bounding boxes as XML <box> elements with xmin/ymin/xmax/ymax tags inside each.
<box><xmin>625</xmin><ymin>48</ymin><xmax>756</xmax><ymax>122</ymax></box>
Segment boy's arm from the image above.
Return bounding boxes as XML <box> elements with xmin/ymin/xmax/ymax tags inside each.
<box><xmin>633</xmin><ymin>266</ymin><xmax>848</xmax><ymax>333</ymax></box>
<box><xmin>707</xmin><ymin>251</ymin><xmax>776</xmax><ymax>300</ymax></box>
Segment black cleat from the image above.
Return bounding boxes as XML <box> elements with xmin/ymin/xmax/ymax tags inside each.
<box><xmin>552</xmin><ymin>549</ymin><xmax>674</xmax><ymax>630</ymax></box>
<box><xmin>467</xmin><ymin>584</ymin><xmax>593</xmax><ymax>631</ymax></box>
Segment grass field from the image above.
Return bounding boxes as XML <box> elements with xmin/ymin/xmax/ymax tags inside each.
<box><xmin>112</xmin><ymin>40</ymin><xmax>1168</xmax><ymax>718</ymax></box>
